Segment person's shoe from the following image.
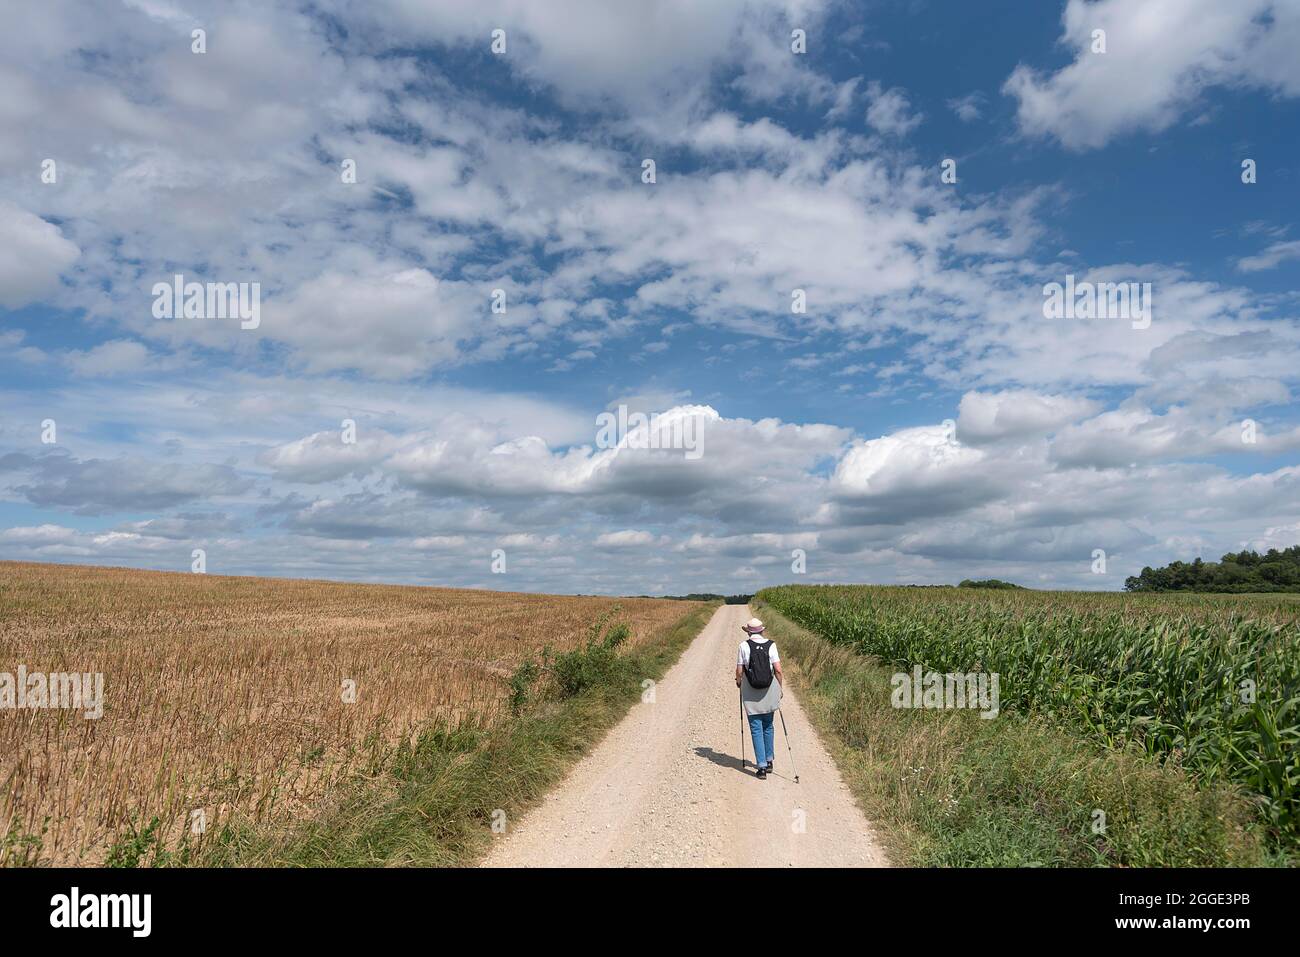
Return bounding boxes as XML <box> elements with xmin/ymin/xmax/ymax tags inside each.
<box><xmin>756</xmin><ymin>768</ymin><xmax>767</xmax><ymax>779</ymax></box>
<box><xmin>765</xmin><ymin>762</ymin><xmax>774</xmax><ymax>773</ymax></box>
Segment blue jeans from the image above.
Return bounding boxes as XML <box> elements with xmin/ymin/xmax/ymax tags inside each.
<box><xmin>748</xmin><ymin>712</ymin><xmax>775</xmax><ymax>767</ymax></box>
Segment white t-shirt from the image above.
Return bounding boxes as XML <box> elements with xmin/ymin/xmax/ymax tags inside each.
<box><xmin>737</xmin><ymin>636</ymin><xmax>779</xmax><ymax>668</ymax></box>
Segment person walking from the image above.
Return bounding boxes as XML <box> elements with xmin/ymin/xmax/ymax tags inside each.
<box><xmin>736</xmin><ymin>616</ymin><xmax>783</xmax><ymax>779</ymax></box>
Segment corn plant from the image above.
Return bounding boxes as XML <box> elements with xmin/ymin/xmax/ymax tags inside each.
<box><xmin>760</xmin><ymin>584</ymin><xmax>1300</xmax><ymax>843</ymax></box>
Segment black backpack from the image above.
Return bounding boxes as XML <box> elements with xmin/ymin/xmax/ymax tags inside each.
<box><xmin>744</xmin><ymin>639</ymin><xmax>775</xmax><ymax>689</ymax></box>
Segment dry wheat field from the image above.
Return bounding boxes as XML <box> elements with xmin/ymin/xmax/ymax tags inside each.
<box><xmin>0</xmin><ymin>561</ymin><xmax>702</xmax><ymax>865</ymax></box>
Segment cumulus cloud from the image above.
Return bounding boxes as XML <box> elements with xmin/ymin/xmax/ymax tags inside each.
<box><xmin>259</xmin><ymin>427</ymin><xmax>403</xmax><ymax>483</ymax></box>
<box><xmin>0</xmin><ymin>202</ymin><xmax>80</xmax><ymax>308</ymax></box>
<box><xmin>958</xmin><ymin>390</ymin><xmax>1100</xmax><ymax>444</ymax></box>
<box><xmin>4</xmin><ymin>386</ymin><xmax>1300</xmax><ymax>592</ymax></box>
<box><xmin>1004</xmin><ymin>0</ymin><xmax>1300</xmax><ymax>150</ymax></box>
<box><xmin>829</xmin><ymin>424</ymin><xmax>1012</xmax><ymax>523</ymax></box>
<box><xmin>386</xmin><ymin>406</ymin><xmax>846</xmax><ymax>509</ymax></box>
<box><xmin>1050</xmin><ymin>406</ymin><xmax>1300</xmax><ymax>468</ymax></box>
<box><xmin>1248</xmin><ymin>521</ymin><xmax>1300</xmax><ymax>552</ymax></box>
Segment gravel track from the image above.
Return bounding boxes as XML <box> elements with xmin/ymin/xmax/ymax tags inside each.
<box><xmin>482</xmin><ymin>604</ymin><xmax>889</xmax><ymax>867</ymax></box>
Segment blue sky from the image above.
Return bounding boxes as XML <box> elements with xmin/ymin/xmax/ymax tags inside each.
<box><xmin>1</xmin><ymin>0</ymin><xmax>1299</xmax><ymax>594</ymax></box>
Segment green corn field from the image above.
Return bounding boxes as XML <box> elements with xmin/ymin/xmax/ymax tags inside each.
<box><xmin>758</xmin><ymin>585</ymin><xmax>1300</xmax><ymax>846</ymax></box>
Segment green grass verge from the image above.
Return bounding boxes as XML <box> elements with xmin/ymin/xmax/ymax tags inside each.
<box><xmin>170</xmin><ymin>602</ymin><xmax>718</xmax><ymax>868</ymax></box>
<box><xmin>755</xmin><ymin>601</ymin><xmax>1282</xmax><ymax>867</ymax></box>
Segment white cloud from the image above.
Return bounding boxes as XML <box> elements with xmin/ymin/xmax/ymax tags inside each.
<box><xmin>62</xmin><ymin>340</ymin><xmax>155</xmax><ymax>377</ymax></box>
<box><xmin>1050</xmin><ymin>406</ymin><xmax>1300</xmax><ymax>468</ymax></box>
<box><xmin>385</xmin><ymin>405</ymin><xmax>848</xmax><ymax>508</ymax></box>
<box><xmin>1236</xmin><ymin>240</ymin><xmax>1300</xmax><ymax>272</ymax></box>
<box><xmin>595</xmin><ymin>529</ymin><xmax>662</xmax><ymax>548</ymax></box>
<box><xmin>958</xmin><ymin>390</ymin><xmax>1100</xmax><ymax>444</ymax></box>
<box><xmin>0</xmin><ymin>524</ymin><xmax>79</xmax><ymax>546</ymax></box>
<box><xmin>332</xmin><ymin>0</ymin><xmax>831</xmax><ymax>110</ymax></box>
<box><xmin>0</xmin><ymin>202</ymin><xmax>79</xmax><ymax>308</ymax></box>
<box><xmin>1247</xmin><ymin>521</ymin><xmax>1300</xmax><ymax>552</ymax></box>
<box><xmin>828</xmin><ymin>424</ymin><xmax>1013</xmax><ymax>523</ymax></box>
<box><xmin>947</xmin><ymin>92</ymin><xmax>984</xmax><ymax>122</ymax></box>
<box><xmin>270</xmin><ymin>265</ymin><xmax>472</xmax><ymax>378</ymax></box>
<box><xmin>864</xmin><ymin>81</ymin><xmax>922</xmax><ymax>136</ymax></box>
<box><xmin>5</xmin><ymin>386</ymin><xmax>1300</xmax><ymax>592</ymax></box>
<box><xmin>259</xmin><ymin>428</ymin><xmax>403</xmax><ymax>484</ymax></box>
<box><xmin>1004</xmin><ymin>0</ymin><xmax>1300</xmax><ymax>150</ymax></box>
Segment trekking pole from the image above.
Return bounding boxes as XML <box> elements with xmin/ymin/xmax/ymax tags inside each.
<box><xmin>738</xmin><ymin>687</ymin><xmax>746</xmax><ymax>771</ymax></box>
<box><xmin>777</xmin><ymin>708</ymin><xmax>799</xmax><ymax>783</ymax></box>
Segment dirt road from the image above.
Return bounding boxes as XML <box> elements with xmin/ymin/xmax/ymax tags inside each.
<box><xmin>482</xmin><ymin>604</ymin><xmax>889</xmax><ymax>867</ymax></box>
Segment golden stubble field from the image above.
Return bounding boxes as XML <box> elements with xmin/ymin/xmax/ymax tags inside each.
<box><xmin>0</xmin><ymin>561</ymin><xmax>704</xmax><ymax>865</ymax></box>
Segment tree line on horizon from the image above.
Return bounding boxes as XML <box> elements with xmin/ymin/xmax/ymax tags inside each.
<box><xmin>1125</xmin><ymin>546</ymin><xmax>1300</xmax><ymax>593</ymax></box>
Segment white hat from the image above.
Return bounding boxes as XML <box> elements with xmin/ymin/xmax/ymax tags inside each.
<box><xmin>742</xmin><ymin>617</ymin><xmax>765</xmax><ymax>634</ymax></box>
